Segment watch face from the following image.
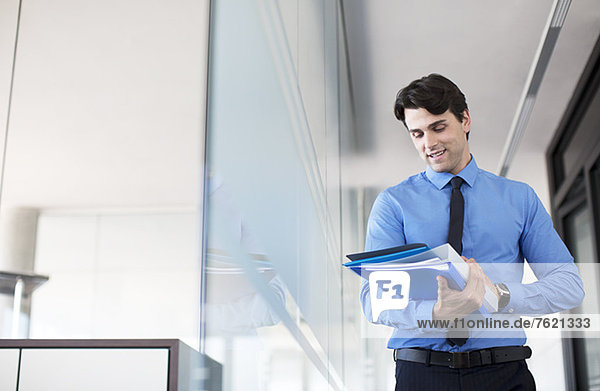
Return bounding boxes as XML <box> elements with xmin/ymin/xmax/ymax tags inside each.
<box><xmin>497</xmin><ymin>283</ymin><xmax>509</xmax><ymax>295</ymax></box>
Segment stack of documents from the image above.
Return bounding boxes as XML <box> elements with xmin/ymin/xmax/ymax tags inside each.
<box><xmin>344</xmin><ymin>243</ymin><xmax>430</xmax><ymax>275</ymax></box>
<box><xmin>344</xmin><ymin>243</ymin><xmax>498</xmax><ymax>314</ymax></box>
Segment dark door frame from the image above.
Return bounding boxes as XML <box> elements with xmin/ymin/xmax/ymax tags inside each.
<box><xmin>546</xmin><ymin>33</ymin><xmax>600</xmax><ymax>391</ymax></box>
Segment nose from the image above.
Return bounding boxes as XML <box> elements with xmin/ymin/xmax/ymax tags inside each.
<box><xmin>423</xmin><ymin>131</ymin><xmax>439</xmax><ymax>150</ymax></box>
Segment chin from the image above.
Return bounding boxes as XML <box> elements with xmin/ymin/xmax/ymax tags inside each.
<box><xmin>430</xmin><ymin>165</ymin><xmax>448</xmax><ymax>173</ymax></box>
<box><xmin>427</xmin><ymin>160</ymin><xmax>447</xmax><ymax>171</ymax></box>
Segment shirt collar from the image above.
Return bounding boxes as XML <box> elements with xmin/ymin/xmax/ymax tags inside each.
<box><xmin>425</xmin><ymin>155</ymin><xmax>479</xmax><ymax>190</ymax></box>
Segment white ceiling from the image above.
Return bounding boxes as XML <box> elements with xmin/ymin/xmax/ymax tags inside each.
<box><xmin>341</xmin><ymin>0</ymin><xmax>600</xmax><ymax>203</ymax></box>
<box><xmin>1</xmin><ymin>0</ymin><xmax>599</xmax><ymax>211</ymax></box>
<box><xmin>0</xmin><ymin>0</ymin><xmax>209</xmax><ymax>211</ymax></box>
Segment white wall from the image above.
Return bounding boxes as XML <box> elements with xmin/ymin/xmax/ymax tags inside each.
<box><xmin>30</xmin><ymin>211</ymin><xmax>200</xmax><ymax>348</ymax></box>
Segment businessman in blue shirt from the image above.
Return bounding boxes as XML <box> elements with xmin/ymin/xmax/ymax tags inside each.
<box><xmin>361</xmin><ymin>73</ymin><xmax>584</xmax><ymax>390</ymax></box>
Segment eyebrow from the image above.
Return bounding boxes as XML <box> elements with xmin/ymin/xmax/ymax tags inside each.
<box><xmin>409</xmin><ymin>119</ymin><xmax>447</xmax><ymax>133</ymax></box>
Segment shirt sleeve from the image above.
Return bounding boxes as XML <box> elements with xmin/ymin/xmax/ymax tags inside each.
<box><xmin>360</xmin><ymin>191</ymin><xmax>440</xmax><ymax>329</ymax></box>
<box><xmin>503</xmin><ymin>185</ymin><xmax>584</xmax><ymax>315</ymax></box>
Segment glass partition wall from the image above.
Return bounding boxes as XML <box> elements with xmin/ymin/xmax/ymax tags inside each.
<box><xmin>0</xmin><ymin>0</ymin><xmax>367</xmax><ymax>388</ymax></box>
<box><xmin>203</xmin><ymin>0</ymin><xmax>363</xmax><ymax>389</ymax></box>
<box><xmin>0</xmin><ymin>0</ymin><xmax>209</xmax><ymax>349</ymax></box>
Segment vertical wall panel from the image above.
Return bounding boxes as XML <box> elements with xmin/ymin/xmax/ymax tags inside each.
<box><xmin>204</xmin><ymin>0</ymin><xmax>357</xmax><ymax>389</ymax></box>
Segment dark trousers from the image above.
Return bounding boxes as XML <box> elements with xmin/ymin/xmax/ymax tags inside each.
<box><xmin>395</xmin><ymin>359</ymin><xmax>536</xmax><ymax>391</ymax></box>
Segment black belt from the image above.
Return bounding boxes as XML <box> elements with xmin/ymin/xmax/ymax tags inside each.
<box><xmin>393</xmin><ymin>346</ymin><xmax>532</xmax><ymax>369</ymax></box>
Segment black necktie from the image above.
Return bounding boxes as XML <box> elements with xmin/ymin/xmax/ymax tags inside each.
<box><xmin>446</xmin><ymin>176</ymin><xmax>468</xmax><ymax>346</ymax></box>
<box><xmin>448</xmin><ymin>176</ymin><xmax>464</xmax><ymax>255</ymax></box>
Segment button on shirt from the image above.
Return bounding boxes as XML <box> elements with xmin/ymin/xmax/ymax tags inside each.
<box><xmin>360</xmin><ymin>156</ymin><xmax>584</xmax><ymax>352</ymax></box>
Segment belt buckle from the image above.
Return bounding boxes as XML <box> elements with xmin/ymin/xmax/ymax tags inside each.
<box><xmin>450</xmin><ymin>352</ymin><xmax>470</xmax><ymax>369</ymax></box>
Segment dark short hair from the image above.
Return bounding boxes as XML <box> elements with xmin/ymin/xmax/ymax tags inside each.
<box><xmin>394</xmin><ymin>73</ymin><xmax>469</xmax><ymax>139</ymax></box>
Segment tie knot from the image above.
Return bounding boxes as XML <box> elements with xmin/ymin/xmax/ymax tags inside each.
<box><xmin>451</xmin><ymin>176</ymin><xmax>463</xmax><ymax>190</ymax></box>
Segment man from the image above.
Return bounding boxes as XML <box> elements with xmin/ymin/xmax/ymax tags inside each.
<box><xmin>360</xmin><ymin>73</ymin><xmax>584</xmax><ymax>390</ymax></box>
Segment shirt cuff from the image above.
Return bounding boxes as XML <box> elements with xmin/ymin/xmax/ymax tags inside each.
<box><xmin>417</xmin><ymin>300</ymin><xmax>450</xmax><ymax>331</ymax></box>
<box><xmin>415</xmin><ymin>300</ymin><xmax>436</xmax><ymax>321</ymax></box>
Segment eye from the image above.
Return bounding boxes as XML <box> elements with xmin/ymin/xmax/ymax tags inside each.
<box><xmin>433</xmin><ymin>125</ymin><xmax>446</xmax><ymax>132</ymax></box>
<box><xmin>411</xmin><ymin>131</ymin><xmax>423</xmax><ymax>139</ymax></box>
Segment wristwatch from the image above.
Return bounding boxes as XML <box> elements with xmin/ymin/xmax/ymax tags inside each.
<box><xmin>494</xmin><ymin>283</ymin><xmax>511</xmax><ymax>310</ymax></box>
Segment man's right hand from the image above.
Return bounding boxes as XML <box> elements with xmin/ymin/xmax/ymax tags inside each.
<box><xmin>432</xmin><ymin>259</ymin><xmax>488</xmax><ymax>320</ymax></box>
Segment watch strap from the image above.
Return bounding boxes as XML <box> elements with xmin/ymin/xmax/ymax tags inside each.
<box><xmin>495</xmin><ymin>282</ymin><xmax>510</xmax><ymax>310</ymax></box>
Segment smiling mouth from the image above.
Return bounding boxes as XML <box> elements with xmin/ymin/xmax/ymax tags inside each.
<box><xmin>428</xmin><ymin>150</ymin><xmax>446</xmax><ymax>159</ymax></box>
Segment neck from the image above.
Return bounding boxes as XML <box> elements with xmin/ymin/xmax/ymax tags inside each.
<box><xmin>450</xmin><ymin>153</ymin><xmax>472</xmax><ymax>175</ymax></box>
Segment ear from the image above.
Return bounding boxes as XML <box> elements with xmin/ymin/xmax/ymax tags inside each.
<box><xmin>462</xmin><ymin>109</ymin><xmax>471</xmax><ymax>136</ymax></box>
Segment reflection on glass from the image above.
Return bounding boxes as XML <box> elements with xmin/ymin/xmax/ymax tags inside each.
<box><xmin>204</xmin><ymin>0</ymin><xmax>357</xmax><ymax>389</ymax></box>
<box><xmin>205</xmin><ymin>173</ymin><xmax>285</xmax><ymax>337</ymax></box>
<box><xmin>205</xmin><ymin>172</ymin><xmax>333</xmax><ymax>390</ymax></box>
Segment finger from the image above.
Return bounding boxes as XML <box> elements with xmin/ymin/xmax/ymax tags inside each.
<box><xmin>465</xmin><ymin>263</ymin><xmax>484</xmax><ymax>291</ymax></box>
<box><xmin>466</xmin><ymin>262</ymin><xmax>480</xmax><ymax>280</ymax></box>
<box><xmin>471</xmin><ymin>267</ymin><xmax>485</xmax><ymax>290</ymax></box>
<box><xmin>478</xmin><ymin>281</ymin><xmax>486</xmax><ymax>297</ymax></box>
<box><xmin>466</xmin><ymin>264</ymin><xmax>486</xmax><ymax>298</ymax></box>
<box><xmin>438</xmin><ymin>276</ymin><xmax>452</xmax><ymax>301</ymax></box>
<box><xmin>437</xmin><ymin>276</ymin><xmax>448</xmax><ymax>291</ymax></box>
<box><xmin>436</xmin><ymin>276</ymin><xmax>447</xmax><ymax>304</ymax></box>
<box><xmin>472</xmin><ymin>263</ymin><xmax>493</xmax><ymax>289</ymax></box>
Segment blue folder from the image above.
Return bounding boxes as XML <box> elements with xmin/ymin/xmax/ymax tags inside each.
<box><xmin>367</xmin><ymin>262</ymin><xmax>466</xmax><ymax>296</ymax></box>
<box><xmin>344</xmin><ymin>243</ymin><xmax>429</xmax><ymax>266</ymax></box>
<box><xmin>344</xmin><ymin>243</ymin><xmax>490</xmax><ymax>315</ymax></box>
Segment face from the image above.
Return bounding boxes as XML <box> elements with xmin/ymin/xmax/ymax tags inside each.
<box><xmin>404</xmin><ymin>108</ymin><xmax>471</xmax><ymax>175</ymax></box>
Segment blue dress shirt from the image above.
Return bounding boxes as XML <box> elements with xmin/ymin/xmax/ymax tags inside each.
<box><xmin>360</xmin><ymin>156</ymin><xmax>584</xmax><ymax>352</ymax></box>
